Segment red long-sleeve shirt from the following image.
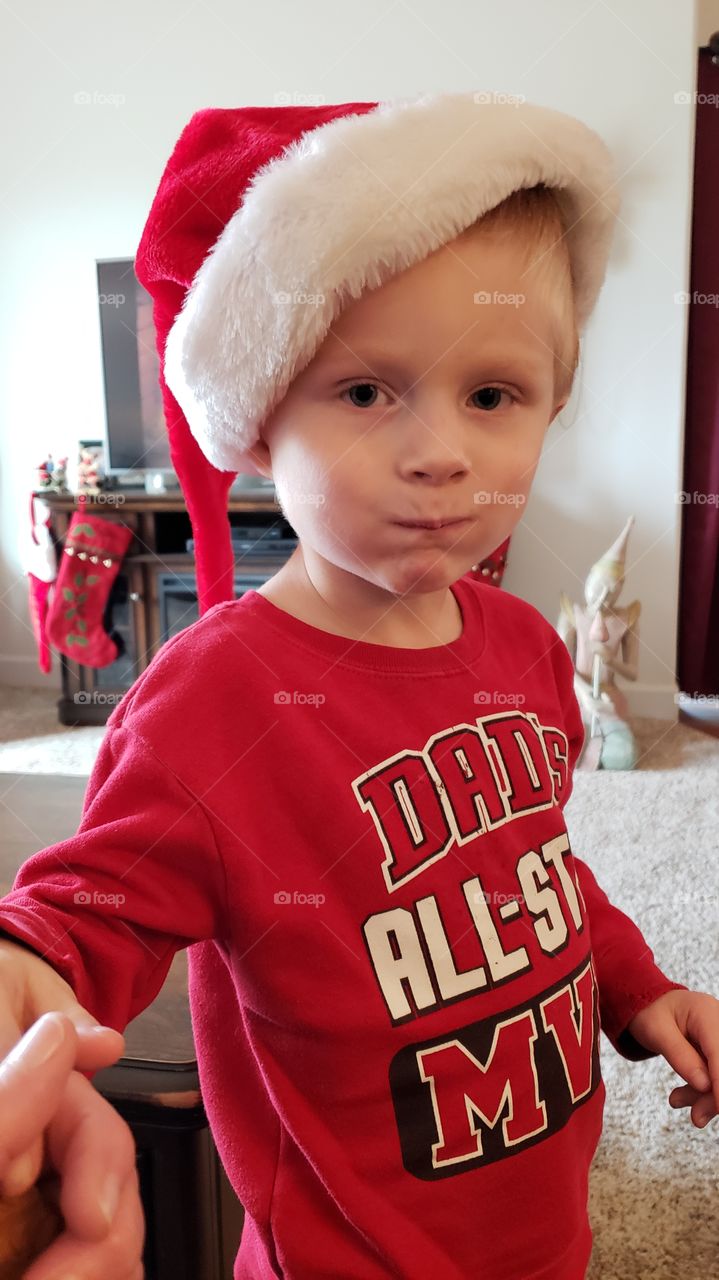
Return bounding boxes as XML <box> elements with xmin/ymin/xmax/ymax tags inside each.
<box><xmin>0</xmin><ymin>574</ymin><xmax>686</xmax><ymax>1278</ymax></box>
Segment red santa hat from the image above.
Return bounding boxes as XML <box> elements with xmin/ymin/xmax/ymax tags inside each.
<box><xmin>135</xmin><ymin>91</ymin><xmax>620</xmax><ymax>614</ymax></box>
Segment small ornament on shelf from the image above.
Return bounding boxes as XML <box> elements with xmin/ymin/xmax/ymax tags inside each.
<box><xmin>36</xmin><ymin>453</ymin><xmax>69</xmax><ymax>493</ymax></box>
<box><xmin>76</xmin><ymin>440</ymin><xmax>106</xmax><ymax>500</ymax></box>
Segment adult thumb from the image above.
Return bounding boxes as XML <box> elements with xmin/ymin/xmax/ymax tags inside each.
<box><xmin>0</xmin><ymin>943</ymin><xmax>126</xmax><ymax>1074</ymax></box>
<box><xmin>24</xmin><ymin>987</ymin><xmax>125</xmax><ymax>1074</ymax></box>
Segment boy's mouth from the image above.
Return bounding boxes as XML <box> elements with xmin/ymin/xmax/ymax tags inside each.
<box><xmin>394</xmin><ymin>517</ymin><xmax>471</xmax><ymax>531</ymax></box>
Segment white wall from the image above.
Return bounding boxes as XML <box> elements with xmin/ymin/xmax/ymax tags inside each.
<box><xmin>0</xmin><ymin>0</ymin><xmax>706</xmax><ymax>714</ymax></box>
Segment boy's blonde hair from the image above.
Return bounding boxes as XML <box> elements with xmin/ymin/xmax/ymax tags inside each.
<box><xmin>463</xmin><ymin>183</ymin><xmax>580</xmax><ymax>407</ymax></box>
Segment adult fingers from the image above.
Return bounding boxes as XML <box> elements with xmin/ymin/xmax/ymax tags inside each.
<box><xmin>0</xmin><ymin>1013</ymin><xmax>76</xmax><ymax>1186</ymax></box>
<box><xmin>1</xmin><ymin>1133</ymin><xmax>45</xmax><ymax>1197</ymax></box>
<box><xmin>44</xmin><ymin>1068</ymin><xmax>139</xmax><ymax>1243</ymax></box>
<box><xmin>0</xmin><ymin>942</ymin><xmax>126</xmax><ymax>1074</ymax></box>
<box><xmin>0</xmin><ymin>1014</ymin><xmax>73</xmax><ymax>1204</ymax></box>
<box><xmin>22</xmin><ymin>1163</ymin><xmax>145</xmax><ymax>1280</ymax></box>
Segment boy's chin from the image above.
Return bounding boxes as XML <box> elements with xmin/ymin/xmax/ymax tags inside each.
<box><xmin>376</xmin><ymin>558</ymin><xmax>474</xmax><ymax>597</ymax></box>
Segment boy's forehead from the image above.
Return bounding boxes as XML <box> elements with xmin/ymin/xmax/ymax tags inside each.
<box><xmin>311</xmin><ymin>232</ymin><xmax>560</xmax><ymax>368</ymax></box>
<box><xmin>314</xmin><ymin>295</ymin><xmax>555</xmax><ymax>377</ymax></box>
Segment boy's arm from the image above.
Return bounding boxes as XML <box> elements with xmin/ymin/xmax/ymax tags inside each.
<box><xmin>549</xmin><ymin>628</ymin><xmax>688</xmax><ymax>1062</ymax></box>
<box><xmin>570</xmin><ymin>854</ymin><xmax>688</xmax><ymax>1061</ymax></box>
<box><xmin>0</xmin><ymin>721</ymin><xmax>229</xmax><ymax>1035</ymax></box>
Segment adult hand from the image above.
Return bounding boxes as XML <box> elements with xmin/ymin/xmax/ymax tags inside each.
<box><xmin>0</xmin><ymin>1012</ymin><xmax>145</xmax><ymax>1279</ymax></box>
<box><xmin>0</xmin><ymin>938</ymin><xmax>125</xmax><ymax>1198</ymax></box>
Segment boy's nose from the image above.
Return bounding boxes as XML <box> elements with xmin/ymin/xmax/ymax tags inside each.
<box><xmin>409</xmin><ymin>464</ymin><xmax>471</xmax><ymax>483</ymax></box>
<box><xmin>404</xmin><ymin>445</ymin><xmax>473</xmax><ymax>482</ymax></box>
<box><xmin>397</xmin><ymin>425</ymin><xmax>471</xmax><ymax>484</ymax></box>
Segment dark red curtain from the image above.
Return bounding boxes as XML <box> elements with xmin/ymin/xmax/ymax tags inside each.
<box><xmin>677</xmin><ymin>44</ymin><xmax>719</xmax><ymax>696</ymax></box>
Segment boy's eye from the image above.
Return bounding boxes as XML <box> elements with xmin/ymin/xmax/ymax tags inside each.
<box><xmin>470</xmin><ymin>387</ymin><xmax>515</xmax><ymax>411</ymax></box>
<box><xmin>339</xmin><ymin>381</ymin><xmax>516</xmax><ymax>411</ymax></box>
<box><xmin>340</xmin><ymin>382</ymin><xmax>388</xmax><ymax>409</ymax></box>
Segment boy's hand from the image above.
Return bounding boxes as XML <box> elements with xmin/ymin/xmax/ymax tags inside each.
<box><xmin>0</xmin><ymin>1012</ymin><xmax>144</xmax><ymax>1279</ymax></box>
<box><xmin>625</xmin><ymin>988</ymin><xmax>719</xmax><ymax>1128</ymax></box>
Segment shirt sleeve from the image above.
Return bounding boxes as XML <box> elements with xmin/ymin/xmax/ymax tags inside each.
<box><xmin>0</xmin><ymin>722</ymin><xmax>230</xmax><ymax>1035</ymax></box>
<box><xmin>550</xmin><ymin>627</ymin><xmax>689</xmax><ymax>1062</ymax></box>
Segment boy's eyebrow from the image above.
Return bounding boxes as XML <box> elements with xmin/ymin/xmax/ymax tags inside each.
<box><xmin>323</xmin><ymin>348</ymin><xmax>549</xmax><ymax>378</ymax></box>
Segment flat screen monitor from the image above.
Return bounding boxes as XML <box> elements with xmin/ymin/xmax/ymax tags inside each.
<box><xmin>96</xmin><ymin>258</ymin><xmax>173</xmax><ymax>476</ymax></box>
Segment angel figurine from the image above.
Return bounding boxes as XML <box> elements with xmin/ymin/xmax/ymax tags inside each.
<box><xmin>557</xmin><ymin>516</ymin><xmax>641</xmax><ymax>771</ymax></box>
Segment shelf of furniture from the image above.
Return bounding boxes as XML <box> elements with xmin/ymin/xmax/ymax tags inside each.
<box><xmin>35</xmin><ymin>488</ymin><xmax>294</xmax><ymax>726</ymax></box>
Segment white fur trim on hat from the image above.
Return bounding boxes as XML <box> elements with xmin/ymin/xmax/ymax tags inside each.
<box><xmin>164</xmin><ymin>90</ymin><xmax>620</xmax><ymax>473</ymax></box>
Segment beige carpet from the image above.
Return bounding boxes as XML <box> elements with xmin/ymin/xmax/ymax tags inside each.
<box><xmin>1</xmin><ymin>688</ymin><xmax>718</xmax><ymax>1277</ymax></box>
<box><xmin>570</xmin><ymin>716</ymin><xmax>719</xmax><ymax>1280</ymax></box>
<box><xmin>0</xmin><ymin>686</ymin><xmax>106</xmax><ymax>774</ymax></box>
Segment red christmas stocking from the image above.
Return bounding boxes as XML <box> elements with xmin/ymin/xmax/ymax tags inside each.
<box><xmin>467</xmin><ymin>535</ymin><xmax>512</xmax><ymax>588</ymax></box>
<box><xmin>29</xmin><ymin>575</ymin><xmax>53</xmax><ymax>674</ymax></box>
<box><xmin>46</xmin><ymin>513</ymin><xmax>133</xmax><ymax>667</ymax></box>
<box><xmin>25</xmin><ymin>494</ymin><xmax>57</xmax><ymax>674</ymax></box>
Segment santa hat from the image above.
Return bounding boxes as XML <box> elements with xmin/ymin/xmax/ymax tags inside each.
<box><xmin>135</xmin><ymin>91</ymin><xmax>620</xmax><ymax>614</ymax></box>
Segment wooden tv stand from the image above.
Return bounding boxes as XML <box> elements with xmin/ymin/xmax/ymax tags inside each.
<box><xmin>35</xmin><ymin>487</ymin><xmax>292</xmax><ymax>726</ymax></box>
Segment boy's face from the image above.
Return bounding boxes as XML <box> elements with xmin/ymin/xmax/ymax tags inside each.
<box><xmin>252</xmin><ymin>225</ymin><xmax>568</xmax><ymax>600</ymax></box>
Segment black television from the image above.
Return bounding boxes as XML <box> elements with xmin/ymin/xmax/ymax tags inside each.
<box><xmin>96</xmin><ymin>257</ymin><xmax>276</xmax><ymax>498</ymax></box>
<box><xmin>96</xmin><ymin>257</ymin><xmax>175</xmax><ymax>478</ymax></box>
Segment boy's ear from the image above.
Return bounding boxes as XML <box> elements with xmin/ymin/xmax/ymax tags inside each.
<box><xmin>548</xmin><ymin>400</ymin><xmax>568</xmax><ymax>427</ymax></box>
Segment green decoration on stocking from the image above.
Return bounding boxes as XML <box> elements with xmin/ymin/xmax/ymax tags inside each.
<box><xmin>46</xmin><ymin>512</ymin><xmax>133</xmax><ymax>667</ymax></box>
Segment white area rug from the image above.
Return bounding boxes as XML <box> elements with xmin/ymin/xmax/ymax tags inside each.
<box><xmin>0</xmin><ymin>686</ymin><xmax>105</xmax><ymax>774</ymax></box>
<box><xmin>1</xmin><ymin>688</ymin><xmax>718</xmax><ymax>1276</ymax></box>
<box><xmin>568</xmin><ymin>717</ymin><xmax>719</xmax><ymax>1279</ymax></box>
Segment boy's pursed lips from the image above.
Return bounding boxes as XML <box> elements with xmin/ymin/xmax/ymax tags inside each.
<box><xmin>392</xmin><ymin>516</ymin><xmax>473</xmax><ymax>531</ymax></box>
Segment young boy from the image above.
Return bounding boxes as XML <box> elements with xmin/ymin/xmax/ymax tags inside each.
<box><xmin>0</xmin><ymin>92</ymin><xmax>717</xmax><ymax>1280</ymax></box>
